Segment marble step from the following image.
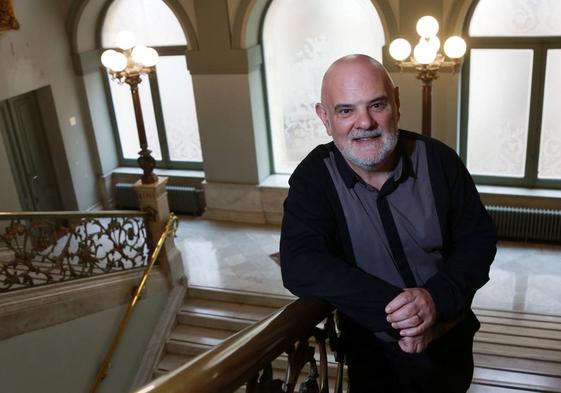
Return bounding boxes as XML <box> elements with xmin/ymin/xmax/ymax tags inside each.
<box><xmin>472</xmin><ymin>367</ymin><xmax>561</xmax><ymax>392</ymax></box>
<box><xmin>468</xmin><ymin>385</ymin><xmax>541</xmax><ymax>393</ymax></box>
<box><xmin>178</xmin><ymin>297</ymin><xmax>278</xmax><ymax>330</ymax></box>
<box><xmin>188</xmin><ymin>285</ymin><xmax>293</xmax><ymax>308</ymax></box>
<box><xmin>474</xmin><ymin>308</ymin><xmax>561</xmax><ymax>325</ymax></box>
<box><xmin>474</xmin><ymin>353</ymin><xmax>561</xmax><ymax>378</ymax></box>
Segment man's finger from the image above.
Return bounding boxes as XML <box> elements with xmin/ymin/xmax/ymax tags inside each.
<box><xmin>387</xmin><ymin>302</ymin><xmax>417</xmax><ymax>323</ymax></box>
<box><xmin>399</xmin><ymin>321</ymin><xmax>431</xmax><ymax>337</ymax></box>
<box><xmin>398</xmin><ymin>337</ymin><xmax>414</xmax><ymax>353</ymax></box>
<box><xmin>385</xmin><ymin>291</ymin><xmax>413</xmax><ymax>314</ymax></box>
<box><xmin>391</xmin><ymin>314</ymin><xmax>422</xmax><ymax>330</ymax></box>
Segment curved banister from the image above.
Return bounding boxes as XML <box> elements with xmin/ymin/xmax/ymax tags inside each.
<box><xmin>135</xmin><ymin>297</ymin><xmax>337</xmax><ymax>393</ymax></box>
<box><xmin>0</xmin><ymin>210</ymin><xmax>148</xmax><ymax>219</ymax></box>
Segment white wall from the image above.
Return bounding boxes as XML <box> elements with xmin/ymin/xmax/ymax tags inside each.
<box><xmin>0</xmin><ymin>0</ymin><xmax>100</xmax><ymax>210</ymax></box>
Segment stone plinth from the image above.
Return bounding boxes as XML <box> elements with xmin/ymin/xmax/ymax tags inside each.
<box><xmin>134</xmin><ymin>177</ymin><xmax>185</xmax><ymax>286</ymax></box>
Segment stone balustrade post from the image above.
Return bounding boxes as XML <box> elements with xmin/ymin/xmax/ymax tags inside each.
<box><xmin>134</xmin><ymin>177</ymin><xmax>186</xmax><ymax>287</ymax></box>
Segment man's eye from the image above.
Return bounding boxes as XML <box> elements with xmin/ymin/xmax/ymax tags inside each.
<box><xmin>337</xmin><ymin>108</ymin><xmax>352</xmax><ymax>115</ymax></box>
<box><xmin>370</xmin><ymin>102</ymin><xmax>386</xmax><ymax>111</ymax></box>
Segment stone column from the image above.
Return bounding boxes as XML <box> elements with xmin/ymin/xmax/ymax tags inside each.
<box><xmin>134</xmin><ymin>177</ymin><xmax>186</xmax><ymax>287</ymax></box>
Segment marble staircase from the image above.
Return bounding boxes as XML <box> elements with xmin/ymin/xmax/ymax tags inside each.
<box><xmin>153</xmin><ymin>286</ymin><xmax>561</xmax><ymax>392</ymax></box>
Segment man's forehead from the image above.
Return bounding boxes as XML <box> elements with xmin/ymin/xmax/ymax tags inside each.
<box><xmin>326</xmin><ymin>73</ymin><xmax>391</xmax><ymax>103</ymax></box>
<box><xmin>321</xmin><ymin>59</ymin><xmax>393</xmax><ymax>103</ymax></box>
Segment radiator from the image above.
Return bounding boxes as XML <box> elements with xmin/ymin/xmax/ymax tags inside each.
<box><xmin>114</xmin><ymin>183</ymin><xmax>205</xmax><ymax>215</ymax></box>
<box><xmin>486</xmin><ymin>205</ymin><xmax>561</xmax><ymax>243</ymax></box>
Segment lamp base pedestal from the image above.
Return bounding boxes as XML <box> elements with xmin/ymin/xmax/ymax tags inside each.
<box><xmin>134</xmin><ymin>177</ymin><xmax>185</xmax><ymax>287</ymax></box>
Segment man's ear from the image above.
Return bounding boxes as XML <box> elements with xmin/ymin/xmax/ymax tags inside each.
<box><xmin>394</xmin><ymin>86</ymin><xmax>401</xmax><ymax>122</ymax></box>
<box><xmin>315</xmin><ymin>103</ymin><xmax>332</xmax><ymax>135</ymax></box>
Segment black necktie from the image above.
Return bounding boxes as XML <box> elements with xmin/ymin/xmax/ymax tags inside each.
<box><xmin>376</xmin><ymin>181</ymin><xmax>417</xmax><ymax>288</ymax></box>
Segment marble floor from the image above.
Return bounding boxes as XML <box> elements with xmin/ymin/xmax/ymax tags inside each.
<box><xmin>176</xmin><ymin>216</ymin><xmax>561</xmax><ymax>316</ymax></box>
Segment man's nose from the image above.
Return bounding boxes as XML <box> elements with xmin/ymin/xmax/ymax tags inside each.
<box><xmin>356</xmin><ymin>107</ymin><xmax>377</xmax><ymax>130</ymax></box>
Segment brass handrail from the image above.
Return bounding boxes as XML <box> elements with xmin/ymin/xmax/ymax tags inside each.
<box><xmin>133</xmin><ymin>296</ymin><xmax>339</xmax><ymax>393</ymax></box>
<box><xmin>0</xmin><ymin>210</ymin><xmax>147</xmax><ymax>219</ymax></box>
<box><xmin>90</xmin><ymin>213</ymin><xmax>179</xmax><ymax>393</ymax></box>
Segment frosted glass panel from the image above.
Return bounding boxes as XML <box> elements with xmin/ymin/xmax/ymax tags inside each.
<box><xmin>466</xmin><ymin>49</ymin><xmax>532</xmax><ymax>177</ymax></box>
<box><xmin>156</xmin><ymin>56</ymin><xmax>202</xmax><ymax>162</ymax></box>
<box><xmin>264</xmin><ymin>0</ymin><xmax>385</xmax><ymax>173</ymax></box>
<box><xmin>102</xmin><ymin>0</ymin><xmax>186</xmax><ymax>47</ymax></box>
<box><xmin>108</xmin><ymin>75</ymin><xmax>162</xmax><ymax>160</ymax></box>
<box><xmin>538</xmin><ymin>50</ymin><xmax>561</xmax><ymax>180</ymax></box>
<box><xmin>470</xmin><ymin>0</ymin><xmax>561</xmax><ymax>37</ymax></box>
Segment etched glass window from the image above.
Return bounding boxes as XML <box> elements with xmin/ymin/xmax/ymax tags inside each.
<box><xmin>108</xmin><ymin>75</ymin><xmax>162</xmax><ymax>160</ymax></box>
<box><xmin>464</xmin><ymin>0</ymin><xmax>561</xmax><ymax>186</ymax></box>
<box><xmin>466</xmin><ymin>49</ymin><xmax>532</xmax><ymax>177</ymax></box>
<box><xmin>102</xmin><ymin>0</ymin><xmax>202</xmax><ymax>169</ymax></box>
<box><xmin>156</xmin><ymin>56</ymin><xmax>202</xmax><ymax>162</ymax></box>
<box><xmin>102</xmin><ymin>0</ymin><xmax>186</xmax><ymax>47</ymax></box>
<box><xmin>538</xmin><ymin>50</ymin><xmax>561</xmax><ymax>179</ymax></box>
<box><xmin>263</xmin><ymin>0</ymin><xmax>385</xmax><ymax>173</ymax></box>
<box><xmin>470</xmin><ymin>0</ymin><xmax>561</xmax><ymax>37</ymax></box>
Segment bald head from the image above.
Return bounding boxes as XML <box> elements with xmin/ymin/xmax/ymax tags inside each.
<box><xmin>320</xmin><ymin>54</ymin><xmax>396</xmax><ymax>105</ymax></box>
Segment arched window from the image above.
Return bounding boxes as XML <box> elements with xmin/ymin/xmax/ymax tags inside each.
<box><xmin>263</xmin><ymin>0</ymin><xmax>386</xmax><ymax>173</ymax></box>
<box><xmin>102</xmin><ymin>0</ymin><xmax>202</xmax><ymax>169</ymax></box>
<box><xmin>461</xmin><ymin>0</ymin><xmax>561</xmax><ymax>188</ymax></box>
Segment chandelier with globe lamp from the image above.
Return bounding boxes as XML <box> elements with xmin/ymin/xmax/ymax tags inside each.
<box><xmin>389</xmin><ymin>16</ymin><xmax>467</xmax><ymax>136</ymax></box>
<box><xmin>101</xmin><ymin>31</ymin><xmax>160</xmax><ymax>184</ymax></box>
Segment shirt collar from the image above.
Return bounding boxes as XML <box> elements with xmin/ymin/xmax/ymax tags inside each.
<box><xmin>330</xmin><ymin>132</ymin><xmax>416</xmax><ymax>190</ymax></box>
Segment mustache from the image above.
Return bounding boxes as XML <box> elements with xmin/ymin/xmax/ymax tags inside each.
<box><xmin>349</xmin><ymin>129</ymin><xmax>383</xmax><ymax>139</ymax></box>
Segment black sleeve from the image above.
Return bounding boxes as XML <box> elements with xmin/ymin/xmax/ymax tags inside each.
<box><xmin>423</xmin><ymin>144</ymin><xmax>497</xmax><ymax>322</ymax></box>
<box><xmin>280</xmin><ymin>161</ymin><xmax>402</xmax><ymax>333</ymax></box>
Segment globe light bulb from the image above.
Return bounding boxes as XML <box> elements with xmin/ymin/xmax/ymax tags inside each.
<box><xmin>426</xmin><ymin>36</ymin><xmax>440</xmax><ymax>53</ymax></box>
<box><xmin>444</xmin><ymin>36</ymin><xmax>467</xmax><ymax>59</ymax></box>
<box><xmin>416</xmin><ymin>16</ymin><xmax>439</xmax><ymax>38</ymax></box>
<box><xmin>132</xmin><ymin>45</ymin><xmax>148</xmax><ymax>64</ymax></box>
<box><xmin>116</xmin><ymin>31</ymin><xmax>136</xmax><ymax>50</ymax></box>
<box><xmin>132</xmin><ymin>45</ymin><xmax>159</xmax><ymax>67</ymax></box>
<box><xmin>389</xmin><ymin>38</ymin><xmax>412</xmax><ymax>61</ymax></box>
<box><xmin>413</xmin><ymin>41</ymin><xmax>437</xmax><ymax>64</ymax></box>
<box><xmin>141</xmin><ymin>47</ymin><xmax>159</xmax><ymax>67</ymax></box>
<box><xmin>110</xmin><ymin>52</ymin><xmax>128</xmax><ymax>72</ymax></box>
<box><xmin>101</xmin><ymin>49</ymin><xmax>118</xmax><ymax>69</ymax></box>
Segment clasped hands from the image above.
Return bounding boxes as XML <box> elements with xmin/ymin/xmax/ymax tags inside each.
<box><xmin>385</xmin><ymin>288</ymin><xmax>437</xmax><ymax>354</ymax></box>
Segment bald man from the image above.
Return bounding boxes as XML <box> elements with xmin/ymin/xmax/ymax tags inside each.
<box><xmin>280</xmin><ymin>55</ymin><xmax>496</xmax><ymax>392</ymax></box>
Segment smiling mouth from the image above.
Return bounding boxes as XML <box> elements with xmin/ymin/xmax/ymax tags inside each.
<box><xmin>353</xmin><ymin>135</ymin><xmax>381</xmax><ymax>141</ymax></box>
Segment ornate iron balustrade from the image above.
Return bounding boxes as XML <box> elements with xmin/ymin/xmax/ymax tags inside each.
<box><xmin>135</xmin><ymin>297</ymin><xmax>345</xmax><ymax>393</ymax></box>
<box><xmin>0</xmin><ymin>211</ymin><xmax>150</xmax><ymax>292</ymax></box>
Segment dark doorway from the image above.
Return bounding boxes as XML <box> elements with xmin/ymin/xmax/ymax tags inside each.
<box><xmin>0</xmin><ymin>90</ymin><xmax>64</xmax><ymax>211</ymax></box>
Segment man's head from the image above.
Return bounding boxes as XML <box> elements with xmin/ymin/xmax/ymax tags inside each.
<box><xmin>315</xmin><ymin>54</ymin><xmax>400</xmax><ymax>174</ymax></box>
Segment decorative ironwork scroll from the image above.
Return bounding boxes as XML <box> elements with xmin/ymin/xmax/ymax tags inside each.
<box><xmin>0</xmin><ymin>212</ymin><xmax>149</xmax><ymax>292</ymax></box>
<box><xmin>246</xmin><ymin>313</ymin><xmax>344</xmax><ymax>393</ymax></box>
<box><xmin>0</xmin><ymin>0</ymin><xmax>20</xmax><ymax>31</ymax></box>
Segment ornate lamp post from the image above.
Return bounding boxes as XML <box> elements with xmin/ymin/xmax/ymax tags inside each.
<box><xmin>389</xmin><ymin>16</ymin><xmax>467</xmax><ymax>137</ymax></box>
<box><xmin>101</xmin><ymin>31</ymin><xmax>159</xmax><ymax>184</ymax></box>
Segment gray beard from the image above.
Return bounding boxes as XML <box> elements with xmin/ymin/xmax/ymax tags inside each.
<box><xmin>336</xmin><ymin>129</ymin><xmax>399</xmax><ymax>171</ymax></box>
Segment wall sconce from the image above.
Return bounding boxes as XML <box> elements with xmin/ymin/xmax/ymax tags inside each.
<box><xmin>0</xmin><ymin>0</ymin><xmax>20</xmax><ymax>31</ymax></box>
<box><xmin>389</xmin><ymin>16</ymin><xmax>467</xmax><ymax>137</ymax></box>
<box><xmin>101</xmin><ymin>31</ymin><xmax>160</xmax><ymax>184</ymax></box>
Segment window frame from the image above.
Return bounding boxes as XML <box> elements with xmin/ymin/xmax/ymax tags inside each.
<box><xmin>102</xmin><ymin>44</ymin><xmax>203</xmax><ymax>171</ymax></box>
<box><xmin>459</xmin><ymin>10</ymin><xmax>561</xmax><ymax>189</ymax></box>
